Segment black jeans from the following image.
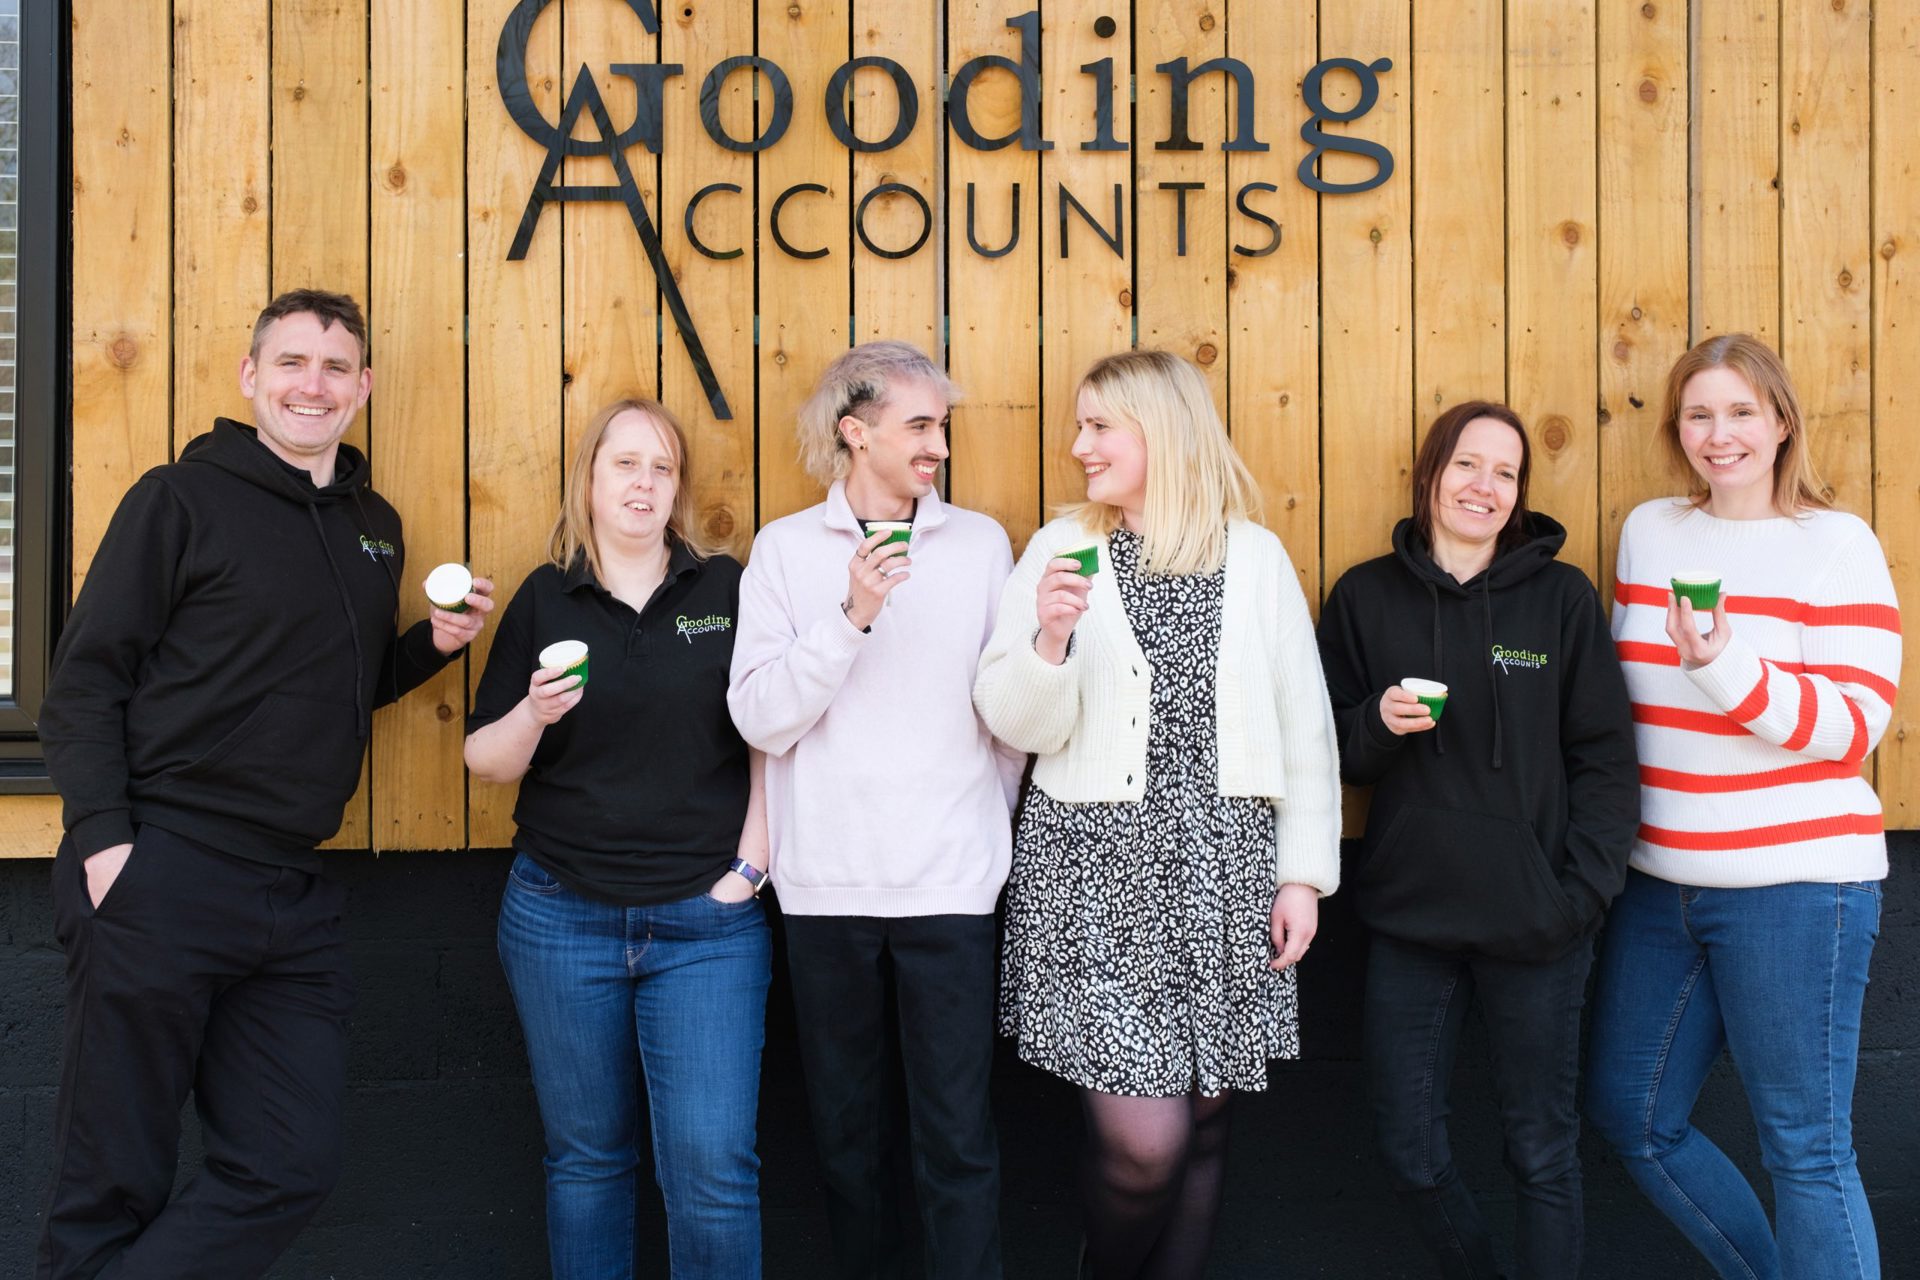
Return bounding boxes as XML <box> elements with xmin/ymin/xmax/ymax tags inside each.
<box><xmin>784</xmin><ymin>912</ymin><xmax>1003</xmax><ymax>1280</ymax></box>
<box><xmin>38</xmin><ymin>826</ymin><xmax>355</xmax><ymax>1280</ymax></box>
<box><xmin>1363</xmin><ymin>932</ymin><xmax>1593</xmax><ymax>1280</ymax></box>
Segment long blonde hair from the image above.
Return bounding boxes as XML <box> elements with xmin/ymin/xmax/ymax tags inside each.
<box><xmin>548</xmin><ymin>398</ymin><xmax>718</xmax><ymax>581</ymax></box>
<box><xmin>794</xmin><ymin>341</ymin><xmax>960</xmax><ymax>484</ymax></box>
<box><xmin>1066</xmin><ymin>350</ymin><xmax>1262</xmax><ymax>575</ymax></box>
<box><xmin>1659</xmin><ymin>333</ymin><xmax>1832</xmax><ymax>514</ymax></box>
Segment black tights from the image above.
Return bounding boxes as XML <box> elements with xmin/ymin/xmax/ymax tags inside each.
<box><xmin>1078</xmin><ymin>1088</ymin><xmax>1236</xmax><ymax>1280</ymax></box>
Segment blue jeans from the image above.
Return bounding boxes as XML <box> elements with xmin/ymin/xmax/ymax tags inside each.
<box><xmin>1364</xmin><ymin>933</ymin><xmax>1593</xmax><ymax>1280</ymax></box>
<box><xmin>496</xmin><ymin>852</ymin><xmax>771</xmax><ymax>1280</ymax></box>
<box><xmin>1585</xmin><ymin>870</ymin><xmax>1882</xmax><ymax>1280</ymax></box>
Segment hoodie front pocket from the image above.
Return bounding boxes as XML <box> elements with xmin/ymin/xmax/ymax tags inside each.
<box><xmin>1359</xmin><ymin>804</ymin><xmax>1579</xmax><ymax>960</ymax></box>
<box><xmin>158</xmin><ymin>694</ymin><xmax>363</xmax><ymax>840</ymax></box>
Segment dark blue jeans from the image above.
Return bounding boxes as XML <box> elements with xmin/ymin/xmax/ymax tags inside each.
<box><xmin>496</xmin><ymin>853</ymin><xmax>771</xmax><ymax>1280</ymax></box>
<box><xmin>1585</xmin><ymin>871</ymin><xmax>1881</xmax><ymax>1280</ymax></box>
<box><xmin>1364</xmin><ymin>932</ymin><xmax>1593</xmax><ymax>1280</ymax></box>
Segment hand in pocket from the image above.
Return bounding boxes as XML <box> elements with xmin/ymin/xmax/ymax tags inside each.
<box><xmin>84</xmin><ymin>842</ymin><xmax>134</xmax><ymax>909</ymax></box>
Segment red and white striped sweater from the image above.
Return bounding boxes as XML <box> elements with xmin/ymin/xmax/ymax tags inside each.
<box><xmin>1611</xmin><ymin>499</ymin><xmax>1902</xmax><ymax>887</ymax></box>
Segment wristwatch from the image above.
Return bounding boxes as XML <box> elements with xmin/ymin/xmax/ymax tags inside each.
<box><xmin>727</xmin><ymin>857</ymin><xmax>768</xmax><ymax>896</ymax></box>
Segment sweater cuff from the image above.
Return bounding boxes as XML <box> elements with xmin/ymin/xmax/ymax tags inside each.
<box><xmin>71</xmin><ymin>809</ymin><xmax>136</xmax><ymax>859</ymax></box>
<box><xmin>1360</xmin><ymin>694</ymin><xmax>1406</xmax><ymax>751</ymax></box>
<box><xmin>1273</xmin><ymin>829</ymin><xmax>1340</xmax><ymax>898</ymax></box>
<box><xmin>1685</xmin><ymin>636</ymin><xmax>1767</xmax><ymax>715</ymax></box>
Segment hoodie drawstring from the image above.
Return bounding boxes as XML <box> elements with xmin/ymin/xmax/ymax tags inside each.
<box><xmin>1426</xmin><ymin>581</ymin><xmax>1446</xmax><ymax>757</ymax></box>
<box><xmin>1482</xmin><ymin>579</ymin><xmax>1503</xmax><ymax>770</ymax></box>
<box><xmin>311</xmin><ymin>504</ymin><xmax>373</xmax><ymax>739</ymax></box>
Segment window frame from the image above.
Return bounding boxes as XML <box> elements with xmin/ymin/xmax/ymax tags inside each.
<box><xmin>0</xmin><ymin>0</ymin><xmax>68</xmax><ymax>791</ymax></box>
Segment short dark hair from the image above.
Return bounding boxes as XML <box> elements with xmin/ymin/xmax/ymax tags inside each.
<box><xmin>250</xmin><ymin>289</ymin><xmax>369</xmax><ymax>367</ymax></box>
<box><xmin>1410</xmin><ymin>400</ymin><xmax>1533</xmax><ymax>559</ymax></box>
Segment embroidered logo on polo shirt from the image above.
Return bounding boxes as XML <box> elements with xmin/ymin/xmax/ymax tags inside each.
<box><xmin>675</xmin><ymin>613</ymin><xmax>733</xmax><ymax>643</ymax></box>
<box><xmin>358</xmin><ymin>534</ymin><xmax>396</xmax><ymax>561</ymax></box>
<box><xmin>1490</xmin><ymin>643</ymin><xmax>1548</xmax><ymax>673</ymax></box>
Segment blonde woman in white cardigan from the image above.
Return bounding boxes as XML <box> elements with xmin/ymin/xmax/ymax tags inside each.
<box><xmin>974</xmin><ymin>350</ymin><xmax>1341</xmax><ymax>1279</ymax></box>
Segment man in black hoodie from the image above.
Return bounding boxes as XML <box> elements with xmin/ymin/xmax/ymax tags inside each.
<box><xmin>35</xmin><ymin>290</ymin><xmax>494</xmax><ymax>1280</ymax></box>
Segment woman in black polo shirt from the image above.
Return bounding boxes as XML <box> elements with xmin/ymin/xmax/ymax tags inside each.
<box><xmin>466</xmin><ymin>397</ymin><xmax>770</xmax><ymax>1280</ymax></box>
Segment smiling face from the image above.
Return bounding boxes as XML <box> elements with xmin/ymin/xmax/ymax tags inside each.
<box><xmin>842</xmin><ymin>375</ymin><xmax>951</xmax><ymax>505</ymax></box>
<box><xmin>238</xmin><ymin>310</ymin><xmax>373</xmax><ymax>476</ymax></box>
<box><xmin>1430</xmin><ymin>415</ymin><xmax>1524</xmax><ymax>558</ymax></box>
<box><xmin>1677</xmin><ymin>365</ymin><xmax>1787</xmax><ymax>515</ymax></box>
<box><xmin>589</xmin><ymin>409</ymin><xmax>679</xmax><ymax>551</ymax></box>
<box><xmin>1071</xmin><ymin>387</ymin><xmax>1149</xmax><ymax>524</ymax></box>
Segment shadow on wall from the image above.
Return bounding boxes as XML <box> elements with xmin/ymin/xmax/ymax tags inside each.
<box><xmin>0</xmin><ymin>838</ymin><xmax>1913</xmax><ymax>1278</ymax></box>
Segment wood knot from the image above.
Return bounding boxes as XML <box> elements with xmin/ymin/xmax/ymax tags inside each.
<box><xmin>1540</xmin><ymin>415</ymin><xmax>1572</xmax><ymax>452</ymax></box>
<box><xmin>1368</xmin><ymin>227</ymin><xmax>1383</xmax><ymax>244</ymax></box>
<box><xmin>387</xmin><ymin>165</ymin><xmax>407</xmax><ymax>191</ymax></box>
<box><xmin>241</xmin><ymin>194</ymin><xmax>259</xmax><ymax>214</ymax></box>
<box><xmin>292</xmin><ymin>84</ymin><xmax>307</xmax><ymax>102</ymax></box>
<box><xmin>1198</xmin><ymin>12</ymin><xmax>1216</xmax><ymax>31</ymax></box>
<box><xmin>1640</xmin><ymin>2</ymin><xmax>1656</xmax><ymax>15</ymax></box>
<box><xmin>1838</xmin><ymin>268</ymin><xmax>1854</xmax><ymax>289</ymax></box>
<box><xmin>1195</xmin><ymin>342</ymin><xmax>1218</xmax><ymax>366</ymax></box>
<box><xmin>1597</xmin><ymin>407</ymin><xmax>1612</xmax><ymax>426</ymax></box>
<box><xmin>108</xmin><ymin>336</ymin><xmax>138</xmax><ymax>369</ymax></box>
<box><xmin>1628</xmin><ymin>395</ymin><xmax>1645</xmax><ymax>409</ymax></box>
<box><xmin>1613</xmin><ymin>340</ymin><xmax>1631</xmax><ymax>362</ymax></box>
<box><xmin>773</xmin><ymin>350</ymin><xmax>788</xmax><ymax>366</ymax></box>
<box><xmin>1117</xmin><ymin>289</ymin><xmax>1133</xmax><ymax>307</ymax></box>
<box><xmin>705</xmin><ymin>506</ymin><xmax>737</xmax><ymax>538</ymax></box>
<box><xmin>1882</xmin><ymin>240</ymin><xmax>1899</xmax><ymax>260</ymax></box>
<box><xmin>1631</xmin><ymin>306</ymin><xmax>1643</xmax><ymax>320</ymax></box>
<box><xmin>435</xmin><ymin>704</ymin><xmax>454</xmax><ymax>722</ymax></box>
<box><xmin>1277</xmin><ymin>393</ymin><xmax>1290</xmax><ymax>407</ymax></box>
<box><xmin>786</xmin><ymin>3</ymin><xmax>801</xmax><ymax>16</ymax></box>
<box><xmin>1638</xmin><ymin>78</ymin><xmax>1657</xmax><ymax>103</ymax></box>
<box><xmin>1559</xmin><ymin>221</ymin><xmax>1582</xmax><ymax>248</ymax></box>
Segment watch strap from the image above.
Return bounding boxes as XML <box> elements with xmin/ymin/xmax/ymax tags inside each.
<box><xmin>728</xmin><ymin>857</ymin><xmax>768</xmax><ymax>895</ymax></box>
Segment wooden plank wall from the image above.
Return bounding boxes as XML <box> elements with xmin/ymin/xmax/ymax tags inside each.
<box><xmin>22</xmin><ymin>0</ymin><xmax>1918</xmax><ymax>857</ymax></box>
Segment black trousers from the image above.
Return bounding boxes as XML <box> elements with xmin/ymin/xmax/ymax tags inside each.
<box><xmin>784</xmin><ymin>912</ymin><xmax>1003</xmax><ymax>1280</ymax></box>
<box><xmin>37</xmin><ymin>825</ymin><xmax>355</xmax><ymax>1280</ymax></box>
<box><xmin>1363</xmin><ymin>932</ymin><xmax>1594</xmax><ymax>1280</ymax></box>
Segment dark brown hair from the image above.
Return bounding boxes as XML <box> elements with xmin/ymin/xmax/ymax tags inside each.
<box><xmin>250</xmin><ymin>289</ymin><xmax>370</xmax><ymax>367</ymax></box>
<box><xmin>1410</xmin><ymin>400</ymin><xmax>1533</xmax><ymax>558</ymax></box>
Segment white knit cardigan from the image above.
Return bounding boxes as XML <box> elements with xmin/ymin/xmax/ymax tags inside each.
<box><xmin>973</xmin><ymin>516</ymin><xmax>1343</xmax><ymax>896</ymax></box>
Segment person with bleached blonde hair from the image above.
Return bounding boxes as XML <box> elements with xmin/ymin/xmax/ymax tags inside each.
<box><xmin>729</xmin><ymin>341</ymin><xmax>1021</xmax><ymax>1279</ymax></box>
<box><xmin>973</xmin><ymin>349</ymin><xmax>1341</xmax><ymax>1278</ymax></box>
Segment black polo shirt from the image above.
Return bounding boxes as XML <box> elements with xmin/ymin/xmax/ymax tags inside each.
<box><xmin>468</xmin><ymin>543</ymin><xmax>748</xmax><ymax>905</ymax></box>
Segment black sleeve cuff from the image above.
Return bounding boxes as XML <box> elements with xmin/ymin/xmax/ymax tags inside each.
<box><xmin>71</xmin><ymin>809</ymin><xmax>136</xmax><ymax>859</ymax></box>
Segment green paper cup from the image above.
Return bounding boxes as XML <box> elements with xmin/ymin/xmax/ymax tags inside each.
<box><xmin>539</xmin><ymin>639</ymin><xmax>590</xmax><ymax>690</ymax></box>
<box><xmin>1058</xmin><ymin>542</ymin><xmax>1102</xmax><ymax>576</ymax></box>
<box><xmin>1671</xmin><ymin>571</ymin><xmax>1722</xmax><ymax>611</ymax></box>
<box><xmin>862</xmin><ymin>520</ymin><xmax>912</xmax><ymax>548</ymax></box>
<box><xmin>424</xmin><ymin>562</ymin><xmax>473</xmax><ymax>613</ymax></box>
<box><xmin>1401</xmin><ymin>677</ymin><xmax>1449</xmax><ymax>723</ymax></box>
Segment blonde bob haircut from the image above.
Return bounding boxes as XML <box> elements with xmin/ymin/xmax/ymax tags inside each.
<box><xmin>1659</xmin><ymin>333</ymin><xmax>1832</xmax><ymax>515</ymax></box>
<box><xmin>1067</xmin><ymin>349</ymin><xmax>1262</xmax><ymax>576</ymax></box>
<box><xmin>548</xmin><ymin>397</ymin><xmax>719</xmax><ymax>582</ymax></box>
<box><xmin>795</xmin><ymin>340</ymin><xmax>960</xmax><ymax>484</ymax></box>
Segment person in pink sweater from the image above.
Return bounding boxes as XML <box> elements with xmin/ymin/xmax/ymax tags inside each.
<box><xmin>727</xmin><ymin>341</ymin><xmax>1020</xmax><ymax>1280</ymax></box>
<box><xmin>1586</xmin><ymin>335</ymin><xmax>1900</xmax><ymax>1280</ymax></box>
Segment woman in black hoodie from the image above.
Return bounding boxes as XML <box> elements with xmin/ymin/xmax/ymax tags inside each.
<box><xmin>1316</xmin><ymin>401</ymin><xmax>1639</xmax><ymax>1279</ymax></box>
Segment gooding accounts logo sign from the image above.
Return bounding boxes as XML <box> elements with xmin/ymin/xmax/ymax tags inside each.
<box><xmin>496</xmin><ymin>0</ymin><xmax>1398</xmax><ymax>419</ymax></box>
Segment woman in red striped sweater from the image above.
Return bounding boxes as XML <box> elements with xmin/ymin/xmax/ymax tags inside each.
<box><xmin>1586</xmin><ymin>334</ymin><xmax>1900</xmax><ymax>1280</ymax></box>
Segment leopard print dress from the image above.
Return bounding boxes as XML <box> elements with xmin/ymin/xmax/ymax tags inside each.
<box><xmin>999</xmin><ymin>527</ymin><xmax>1300</xmax><ymax>1097</ymax></box>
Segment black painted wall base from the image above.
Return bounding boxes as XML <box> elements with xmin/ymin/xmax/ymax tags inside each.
<box><xmin>2</xmin><ymin>837</ymin><xmax>1913</xmax><ymax>1278</ymax></box>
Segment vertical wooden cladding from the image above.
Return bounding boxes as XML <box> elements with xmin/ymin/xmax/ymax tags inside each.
<box><xmin>758</xmin><ymin>0</ymin><xmax>847</xmax><ymax>526</ymax></box>
<box><xmin>664</xmin><ymin>0</ymin><xmax>756</xmax><ymax>560</ymax></box>
<box><xmin>563</xmin><ymin>0</ymin><xmax>659</xmax><ymax>468</ymax></box>
<box><xmin>1411</xmin><ymin>0</ymin><xmax>1504</xmax><ymax>433</ymax></box>
<box><xmin>1692</xmin><ymin>1</ymin><xmax>1779</xmax><ymax>344</ymax></box>
<box><xmin>852</xmin><ymin>0</ymin><xmax>940</xmax><ymax>349</ymax></box>
<box><xmin>1872</xmin><ymin>0</ymin><xmax>1920</xmax><ymax>821</ymax></box>
<box><xmin>1781</xmin><ymin>0</ymin><xmax>1871</xmax><ymax>514</ymax></box>
<box><xmin>1041</xmin><ymin>5</ymin><xmax>1131</xmax><ymax>515</ymax></box>
<box><xmin>1597</xmin><ymin>0</ymin><xmax>1687</xmax><ymax>601</ymax></box>
<box><xmin>1506</xmin><ymin>0</ymin><xmax>1598</xmax><ymax>580</ymax></box>
<box><xmin>946</xmin><ymin>3</ymin><xmax>1041</xmax><ymax>546</ymax></box>
<box><xmin>274</xmin><ymin>0</ymin><xmax>375</xmax><ymax>848</ymax></box>
<box><xmin>1137</xmin><ymin>0</ymin><xmax>1227</xmax><ymax>408</ymax></box>
<box><xmin>172</xmin><ymin>0</ymin><xmax>268</xmax><ymax>461</ymax></box>
<box><xmin>467</xmin><ymin>0</ymin><xmax>562</xmax><ymax>847</ymax></box>
<box><xmin>370</xmin><ymin>0</ymin><xmax>468</xmax><ymax>849</ymax></box>
<box><xmin>70</xmin><ymin>0</ymin><xmax>171</xmax><ymax>592</ymax></box>
<box><xmin>1318</xmin><ymin>0</ymin><xmax>1412</xmax><ymax>591</ymax></box>
<box><xmin>1228</xmin><ymin>0</ymin><xmax>1317</xmax><ymax>597</ymax></box>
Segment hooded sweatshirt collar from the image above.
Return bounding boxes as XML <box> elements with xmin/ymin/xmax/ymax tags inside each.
<box><xmin>183</xmin><ymin>418</ymin><xmax>370</xmax><ymax>505</ymax></box>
